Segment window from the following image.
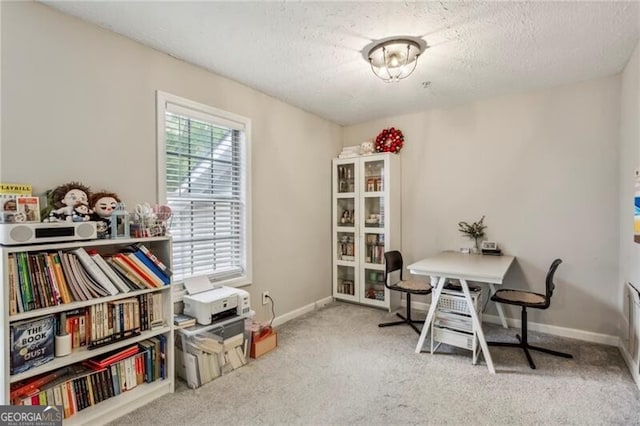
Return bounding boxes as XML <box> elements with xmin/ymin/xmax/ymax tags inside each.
<box><xmin>156</xmin><ymin>91</ymin><xmax>251</xmax><ymax>286</ymax></box>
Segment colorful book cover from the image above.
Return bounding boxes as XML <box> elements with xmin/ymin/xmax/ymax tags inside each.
<box><xmin>17</xmin><ymin>196</ymin><xmax>40</xmax><ymax>222</ymax></box>
<box><xmin>10</xmin><ymin>314</ymin><xmax>55</xmax><ymax>375</ymax></box>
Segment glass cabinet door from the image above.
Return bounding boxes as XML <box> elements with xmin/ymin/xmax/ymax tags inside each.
<box><xmin>363</xmin><ymin>159</ymin><xmax>384</xmax><ymax>194</ymax></box>
<box><xmin>334</xmin><ymin>159</ymin><xmax>359</xmax><ymax>302</ymax></box>
<box><xmin>336</xmin><ymin>265</ymin><xmax>356</xmax><ymax>297</ymax></box>
<box><xmin>336</xmin><ymin>163</ymin><xmax>355</xmax><ymax>194</ymax></box>
<box><xmin>363</xmin><ymin>268</ymin><xmax>385</xmax><ymax>301</ymax></box>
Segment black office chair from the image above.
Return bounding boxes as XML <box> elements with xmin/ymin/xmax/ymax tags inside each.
<box><xmin>488</xmin><ymin>258</ymin><xmax>573</xmax><ymax>369</ymax></box>
<box><xmin>378</xmin><ymin>251</ymin><xmax>432</xmax><ymax>334</ymax></box>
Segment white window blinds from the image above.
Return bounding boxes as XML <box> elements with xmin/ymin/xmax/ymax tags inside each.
<box><xmin>158</xmin><ymin>93</ymin><xmax>251</xmax><ymax>285</ymax></box>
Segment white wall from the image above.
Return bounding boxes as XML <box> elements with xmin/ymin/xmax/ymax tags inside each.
<box><xmin>0</xmin><ymin>2</ymin><xmax>343</xmax><ymax>322</ymax></box>
<box><xmin>344</xmin><ymin>76</ymin><xmax>622</xmax><ymax>336</ymax></box>
<box><xmin>619</xmin><ymin>41</ymin><xmax>640</xmax><ymax>333</ymax></box>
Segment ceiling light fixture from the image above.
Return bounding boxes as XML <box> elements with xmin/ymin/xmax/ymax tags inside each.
<box><xmin>366</xmin><ymin>37</ymin><xmax>426</xmax><ymax>83</ymax></box>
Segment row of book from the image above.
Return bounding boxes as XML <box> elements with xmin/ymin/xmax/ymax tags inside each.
<box><xmin>8</xmin><ymin>243</ymin><xmax>171</xmax><ymax>314</ymax></box>
<box><xmin>10</xmin><ymin>338</ymin><xmax>167</xmax><ymax>419</ymax></box>
<box><xmin>63</xmin><ymin>293</ymin><xmax>164</xmax><ymax>350</ymax></box>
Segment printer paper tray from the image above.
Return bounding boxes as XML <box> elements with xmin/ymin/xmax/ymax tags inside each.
<box><xmin>178</xmin><ymin>310</ymin><xmax>254</xmax><ymax>337</ymax></box>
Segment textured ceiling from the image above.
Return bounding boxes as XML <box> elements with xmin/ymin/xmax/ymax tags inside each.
<box><xmin>42</xmin><ymin>1</ymin><xmax>639</xmax><ymax>126</ymax></box>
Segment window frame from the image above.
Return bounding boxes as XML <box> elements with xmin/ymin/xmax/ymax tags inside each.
<box><xmin>156</xmin><ymin>90</ymin><xmax>252</xmax><ymax>287</ymax></box>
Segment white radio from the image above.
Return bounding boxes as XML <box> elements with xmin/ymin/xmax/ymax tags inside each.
<box><xmin>0</xmin><ymin>222</ymin><xmax>97</xmax><ymax>246</ymax></box>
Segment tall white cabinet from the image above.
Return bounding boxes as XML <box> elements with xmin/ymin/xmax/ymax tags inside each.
<box><xmin>332</xmin><ymin>152</ymin><xmax>401</xmax><ymax>309</ymax></box>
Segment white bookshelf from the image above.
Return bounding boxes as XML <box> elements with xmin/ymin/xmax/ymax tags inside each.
<box><xmin>0</xmin><ymin>236</ymin><xmax>174</xmax><ymax>424</ymax></box>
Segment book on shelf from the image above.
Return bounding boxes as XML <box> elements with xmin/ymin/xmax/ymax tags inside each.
<box><xmin>120</xmin><ymin>249</ymin><xmax>167</xmax><ymax>287</ymax></box>
<box><xmin>16</xmin><ymin>252</ymin><xmax>36</xmax><ymax>311</ymax></box>
<box><xmin>69</xmin><ymin>253</ymin><xmax>109</xmax><ymax>299</ymax></box>
<box><xmin>59</xmin><ymin>251</ymin><xmax>91</xmax><ymax>301</ymax></box>
<box><xmin>111</xmin><ymin>253</ymin><xmax>157</xmax><ymax>289</ymax></box>
<box><xmin>84</xmin><ymin>345</ymin><xmax>139</xmax><ymax>370</ymax></box>
<box><xmin>106</xmin><ymin>257</ymin><xmax>147</xmax><ymax>290</ymax></box>
<box><xmin>49</xmin><ymin>252</ymin><xmax>73</xmax><ymax>304</ymax></box>
<box><xmin>126</xmin><ymin>248</ymin><xmax>170</xmax><ymax>285</ymax></box>
<box><xmin>86</xmin><ymin>249</ymin><xmax>131</xmax><ymax>293</ymax></box>
<box><xmin>72</xmin><ymin>247</ymin><xmax>120</xmax><ymax>296</ymax></box>
<box><xmin>133</xmin><ymin>243</ymin><xmax>172</xmax><ymax>277</ymax></box>
<box><xmin>10</xmin><ymin>314</ymin><xmax>55</xmax><ymax>375</ymax></box>
<box><xmin>8</xmin><ymin>253</ymin><xmax>21</xmax><ymax>314</ymax></box>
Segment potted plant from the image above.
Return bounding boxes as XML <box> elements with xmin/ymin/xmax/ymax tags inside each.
<box><xmin>458</xmin><ymin>216</ymin><xmax>486</xmax><ymax>253</ymax></box>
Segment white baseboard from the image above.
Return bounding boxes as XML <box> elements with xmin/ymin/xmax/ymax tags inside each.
<box><xmin>406</xmin><ymin>300</ymin><xmax>620</xmax><ymax>346</ymax></box>
<box><xmin>272</xmin><ymin>296</ymin><xmax>333</xmax><ymax>328</ymax></box>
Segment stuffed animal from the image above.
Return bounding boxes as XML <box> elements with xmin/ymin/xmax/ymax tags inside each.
<box><xmin>42</xmin><ymin>182</ymin><xmax>91</xmax><ymax>223</ymax></box>
<box><xmin>89</xmin><ymin>191</ymin><xmax>121</xmax><ymax>238</ymax></box>
<box><xmin>72</xmin><ymin>203</ymin><xmax>92</xmax><ymax>222</ymax></box>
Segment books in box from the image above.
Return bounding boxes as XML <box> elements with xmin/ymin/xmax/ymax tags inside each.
<box><xmin>10</xmin><ymin>314</ymin><xmax>55</xmax><ymax>375</ymax></box>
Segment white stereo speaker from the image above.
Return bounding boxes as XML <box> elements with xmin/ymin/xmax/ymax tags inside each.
<box><xmin>0</xmin><ymin>222</ymin><xmax>97</xmax><ymax>245</ymax></box>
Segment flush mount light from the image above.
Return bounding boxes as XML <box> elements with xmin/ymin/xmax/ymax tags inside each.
<box><xmin>365</xmin><ymin>36</ymin><xmax>426</xmax><ymax>83</ymax></box>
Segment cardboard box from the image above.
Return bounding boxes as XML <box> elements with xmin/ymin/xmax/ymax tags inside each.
<box><xmin>250</xmin><ymin>328</ymin><xmax>277</xmax><ymax>358</ymax></box>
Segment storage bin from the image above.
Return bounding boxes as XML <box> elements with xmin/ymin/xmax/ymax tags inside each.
<box><xmin>175</xmin><ymin>316</ymin><xmax>252</xmax><ymax>389</ymax></box>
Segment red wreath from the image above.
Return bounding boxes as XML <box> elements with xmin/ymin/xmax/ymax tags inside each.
<box><xmin>375</xmin><ymin>127</ymin><xmax>404</xmax><ymax>153</ymax></box>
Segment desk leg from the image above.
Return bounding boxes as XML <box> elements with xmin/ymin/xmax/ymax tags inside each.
<box><xmin>415</xmin><ymin>276</ymin><xmax>446</xmax><ymax>354</ymax></box>
<box><xmin>461</xmin><ymin>279</ymin><xmax>495</xmax><ymax>374</ymax></box>
<box><xmin>489</xmin><ymin>283</ymin><xmax>508</xmax><ymax>329</ymax></box>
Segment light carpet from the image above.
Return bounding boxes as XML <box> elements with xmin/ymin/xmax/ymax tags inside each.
<box><xmin>112</xmin><ymin>301</ymin><xmax>639</xmax><ymax>425</ymax></box>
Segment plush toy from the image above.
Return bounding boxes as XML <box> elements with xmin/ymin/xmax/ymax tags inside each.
<box><xmin>42</xmin><ymin>182</ymin><xmax>91</xmax><ymax>223</ymax></box>
<box><xmin>89</xmin><ymin>191</ymin><xmax>121</xmax><ymax>238</ymax></box>
<box><xmin>72</xmin><ymin>203</ymin><xmax>92</xmax><ymax>222</ymax></box>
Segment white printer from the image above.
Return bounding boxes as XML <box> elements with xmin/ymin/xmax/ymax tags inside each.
<box><xmin>182</xmin><ymin>277</ymin><xmax>251</xmax><ymax>325</ymax></box>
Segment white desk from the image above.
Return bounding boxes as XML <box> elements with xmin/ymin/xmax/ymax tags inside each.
<box><xmin>408</xmin><ymin>251</ymin><xmax>515</xmax><ymax>374</ymax></box>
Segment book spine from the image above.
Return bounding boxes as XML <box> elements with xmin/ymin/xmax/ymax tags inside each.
<box><xmin>106</xmin><ymin>257</ymin><xmax>145</xmax><ymax>290</ymax></box>
<box><xmin>113</xmin><ymin>254</ymin><xmax>156</xmax><ymax>289</ymax></box>
<box><xmin>124</xmin><ymin>253</ymin><xmax>163</xmax><ymax>288</ymax></box>
<box><xmin>8</xmin><ymin>253</ymin><xmax>20</xmax><ymax>314</ymax></box>
<box><xmin>87</xmin><ymin>250</ymin><xmax>130</xmax><ymax>293</ymax></box>
<box><xmin>130</xmin><ymin>250</ymin><xmax>170</xmax><ymax>285</ymax></box>
<box><xmin>110</xmin><ymin>255</ymin><xmax>153</xmax><ymax>289</ymax></box>
<box><xmin>72</xmin><ymin>248</ymin><xmax>120</xmax><ymax>296</ymax></box>
<box><xmin>135</xmin><ymin>243</ymin><xmax>172</xmax><ymax>277</ymax></box>
<box><xmin>59</xmin><ymin>252</ymin><xmax>88</xmax><ymax>301</ymax></box>
<box><xmin>54</xmin><ymin>252</ymin><xmax>82</xmax><ymax>303</ymax></box>
<box><xmin>42</xmin><ymin>253</ymin><xmax>61</xmax><ymax>306</ymax></box>
<box><xmin>19</xmin><ymin>253</ymin><xmax>35</xmax><ymax>310</ymax></box>
<box><xmin>26</xmin><ymin>254</ymin><xmax>43</xmax><ymax>309</ymax></box>
<box><xmin>110</xmin><ymin>364</ymin><xmax>119</xmax><ymax>396</ymax></box>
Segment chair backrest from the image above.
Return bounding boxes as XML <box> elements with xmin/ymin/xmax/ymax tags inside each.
<box><xmin>383</xmin><ymin>250</ymin><xmax>404</xmax><ymax>288</ymax></box>
<box><xmin>544</xmin><ymin>258</ymin><xmax>563</xmax><ymax>308</ymax></box>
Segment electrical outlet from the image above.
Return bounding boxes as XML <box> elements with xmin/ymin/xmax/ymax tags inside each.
<box><xmin>262</xmin><ymin>291</ymin><xmax>270</xmax><ymax>305</ymax></box>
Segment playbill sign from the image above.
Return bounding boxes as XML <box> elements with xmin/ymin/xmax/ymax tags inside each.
<box><xmin>0</xmin><ymin>405</ymin><xmax>62</xmax><ymax>426</ymax></box>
